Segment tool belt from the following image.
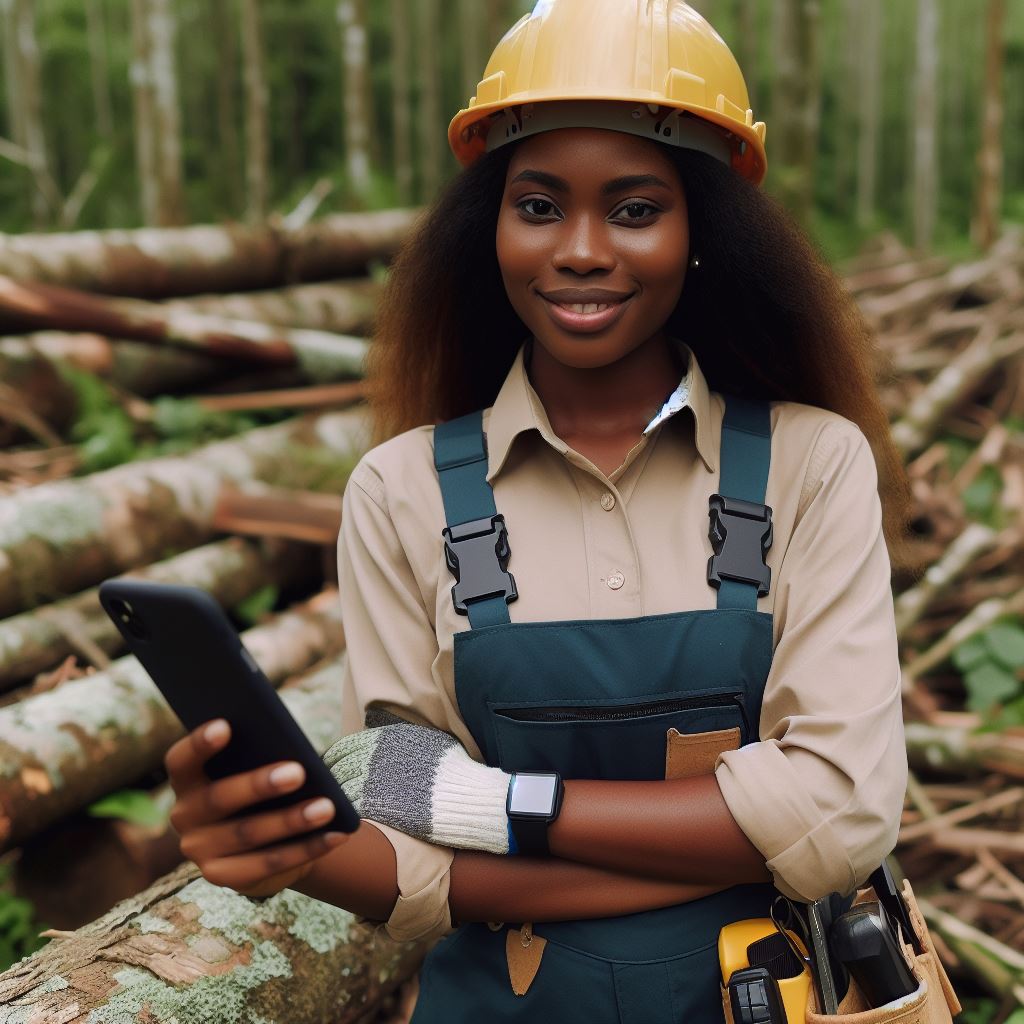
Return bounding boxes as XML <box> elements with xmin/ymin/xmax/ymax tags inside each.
<box><xmin>721</xmin><ymin>876</ymin><xmax>961</xmax><ymax>1024</ymax></box>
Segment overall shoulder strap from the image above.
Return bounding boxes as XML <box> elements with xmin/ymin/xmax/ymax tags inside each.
<box><xmin>434</xmin><ymin>411</ymin><xmax>517</xmax><ymax>628</ymax></box>
<box><xmin>707</xmin><ymin>395</ymin><xmax>773</xmax><ymax>611</ymax></box>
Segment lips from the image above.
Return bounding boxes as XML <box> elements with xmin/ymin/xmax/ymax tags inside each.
<box><xmin>538</xmin><ymin>292</ymin><xmax>635</xmax><ymax>335</ymax></box>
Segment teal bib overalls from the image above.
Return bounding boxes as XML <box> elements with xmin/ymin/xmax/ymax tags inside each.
<box><xmin>412</xmin><ymin>395</ymin><xmax>778</xmax><ymax>1023</ymax></box>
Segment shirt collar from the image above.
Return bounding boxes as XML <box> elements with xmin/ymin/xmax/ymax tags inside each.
<box><xmin>484</xmin><ymin>338</ymin><xmax>717</xmax><ymax>482</ymax></box>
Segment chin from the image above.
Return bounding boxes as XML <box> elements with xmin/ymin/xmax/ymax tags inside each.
<box><xmin>532</xmin><ymin>331</ymin><xmax>642</xmax><ymax>371</ymax></box>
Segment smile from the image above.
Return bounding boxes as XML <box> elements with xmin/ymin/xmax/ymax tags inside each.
<box><xmin>539</xmin><ymin>294</ymin><xmax>634</xmax><ymax>334</ymax></box>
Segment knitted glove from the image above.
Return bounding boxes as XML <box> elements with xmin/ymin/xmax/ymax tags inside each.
<box><xmin>323</xmin><ymin>715</ymin><xmax>512</xmax><ymax>855</ymax></box>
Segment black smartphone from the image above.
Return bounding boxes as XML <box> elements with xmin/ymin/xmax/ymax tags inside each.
<box><xmin>99</xmin><ymin>578</ymin><xmax>360</xmax><ymax>838</ymax></box>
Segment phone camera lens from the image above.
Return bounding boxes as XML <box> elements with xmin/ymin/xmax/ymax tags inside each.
<box><xmin>112</xmin><ymin>598</ymin><xmax>148</xmax><ymax>640</ymax></box>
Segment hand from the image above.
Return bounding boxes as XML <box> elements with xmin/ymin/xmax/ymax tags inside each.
<box><xmin>165</xmin><ymin>719</ymin><xmax>350</xmax><ymax>898</ymax></box>
<box><xmin>324</xmin><ymin>719</ymin><xmax>512</xmax><ymax>854</ymax></box>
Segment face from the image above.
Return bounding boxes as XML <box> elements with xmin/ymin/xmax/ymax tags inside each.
<box><xmin>496</xmin><ymin>127</ymin><xmax>690</xmax><ymax>371</ymax></box>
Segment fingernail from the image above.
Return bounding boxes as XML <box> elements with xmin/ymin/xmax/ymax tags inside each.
<box><xmin>204</xmin><ymin>720</ymin><xmax>228</xmax><ymax>744</ymax></box>
<box><xmin>269</xmin><ymin>763</ymin><xmax>304</xmax><ymax>789</ymax></box>
<box><xmin>304</xmin><ymin>798</ymin><xmax>335</xmax><ymax>822</ymax></box>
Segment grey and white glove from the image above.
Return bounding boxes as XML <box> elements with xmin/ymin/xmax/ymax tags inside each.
<box><xmin>323</xmin><ymin>713</ymin><xmax>513</xmax><ymax>855</ymax></box>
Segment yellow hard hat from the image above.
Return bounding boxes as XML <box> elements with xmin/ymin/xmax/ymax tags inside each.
<box><xmin>449</xmin><ymin>0</ymin><xmax>767</xmax><ymax>185</ymax></box>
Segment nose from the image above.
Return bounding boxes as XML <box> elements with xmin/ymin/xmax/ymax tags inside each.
<box><xmin>551</xmin><ymin>212</ymin><xmax>616</xmax><ymax>275</ymax></box>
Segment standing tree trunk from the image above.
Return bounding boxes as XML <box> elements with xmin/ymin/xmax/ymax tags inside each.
<box><xmin>972</xmin><ymin>0</ymin><xmax>1007</xmax><ymax>252</ymax></box>
<box><xmin>239</xmin><ymin>0</ymin><xmax>270</xmax><ymax>223</ymax></box>
<box><xmin>832</xmin><ymin>0</ymin><xmax>860</xmax><ymax>215</ymax></box>
<box><xmin>146</xmin><ymin>0</ymin><xmax>186</xmax><ymax>225</ymax></box>
<box><xmin>5</xmin><ymin>0</ymin><xmax>52</xmax><ymax>227</ymax></box>
<box><xmin>912</xmin><ymin>0</ymin><xmax>939</xmax><ymax>252</ymax></box>
<box><xmin>338</xmin><ymin>0</ymin><xmax>373</xmax><ymax>202</ymax></box>
<box><xmin>770</xmin><ymin>0</ymin><xmax>823</xmax><ymax>226</ymax></box>
<box><xmin>212</xmin><ymin>0</ymin><xmax>242</xmax><ymax>217</ymax></box>
<box><xmin>389</xmin><ymin>0</ymin><xmax>414</xmax><ymax>205</ymax></box>
<box><xmin>856</xmin><ymin>0</ymin><xmax>883</xmax><ymax>230</ymax></box>
<box><xmin>735</xmin><ymin>0</ymin><xmax>759</xmax><ymax>111</ymax></box>
<box><xmin>459</xmin><ymin>0</ymin><xmax>486</xmax><ymax>100</ymax></box>
<box><xmin>129</xmin><ymin>0</ymin><xmax>160</xmax><ymax>226</ymax></box>
<box><xmin>416</xmin><ymin>0</ymin><xmax>443</xmax><ymax>201</ymax></box>
<box><xmin>85</xmin><ymin>0</ymin><xmax>115</xmax><ymax>142</ymax></box>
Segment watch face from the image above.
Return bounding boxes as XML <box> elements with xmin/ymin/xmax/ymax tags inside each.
<box><xmin>508</xmin><ymin>774</ymin><xmax>557</xmax><ymax>817</ymax></box>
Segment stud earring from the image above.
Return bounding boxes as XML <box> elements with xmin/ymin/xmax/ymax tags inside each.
<box><xmin>688</xmin><ymin>254</ymin><xmax>701</xmax><ymax>269</ymax></box>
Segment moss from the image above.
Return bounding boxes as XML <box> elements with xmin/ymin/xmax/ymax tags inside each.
<box><xmin>132</xmin><ymin>912</ymin><xmax>175</xmax><ymax>935</ymax></box>
<box><xmin>87</xmin><ymin>942</ymin><xmax>291</xmax><ymax>1024</ymax></box>
<box><xmin>275</xmin><ymin>889</ymin><xmax>352</xmax><ymax>955</ymax></box>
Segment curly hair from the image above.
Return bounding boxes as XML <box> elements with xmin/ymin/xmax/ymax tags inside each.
<box><xmin>366</xmin><ymin>144</ymin><xmax>911</xmax><ymax>562</ymax></box>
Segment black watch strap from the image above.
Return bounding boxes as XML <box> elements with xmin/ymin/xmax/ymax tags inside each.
<box><xmin>509</xmin><ymin>814</ymin><xmax>552</xmax><ymax>857</ymax></box>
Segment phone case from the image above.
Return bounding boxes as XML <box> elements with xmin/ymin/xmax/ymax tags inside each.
<box><xmin>98</xmin><ymin>579</ymin><xmax>360</xmax><ymax>837</ymax></box>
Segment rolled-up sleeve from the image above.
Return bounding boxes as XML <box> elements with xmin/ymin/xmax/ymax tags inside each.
<box><xmin>337</xmin><ymin>459</ymin><xmax>456</xmax><ymax>942</ymax></box>
<box><xmin>714</xmin><ymin>421</ymin><xmax>907</xmax><ymax>902</ymax></box>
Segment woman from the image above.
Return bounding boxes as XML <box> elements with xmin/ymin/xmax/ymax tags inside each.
<box><xmin>165</xmin><ymin>3</ymin><xmax>911</xmax><ymax>1021</ymax></box>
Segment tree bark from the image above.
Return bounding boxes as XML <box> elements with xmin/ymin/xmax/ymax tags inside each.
<box><xmin>735</xmin><ymin>0</ymin><xmax>760</xmax><ymax>111</ymax></box>
<box><xmin>458</xmin><ymin>0</ymin><xmax>486</xmax><ymax>101</ymax></box>
<box><xmin>0</xmin><ymin>408</ymin><xmax>368</xmax><ymax>618</ymax></box>
<box><xmin>770</xmin><ymin>0</ymin><xmax>822</xmax><ymax>226</ymax></box>
<box><xmin>0</xmin><ymin>208</ymin><xmax>419</xmax><ymax>296</ymax></box>
<box><xmin>0</xmin><ymin>537</ymin><xmax>318</xmax><ymax>691</ymax></box>
<box><xmin>0</xmin><ymin>593</ymin><xmax>347</xmax><ymax>851</ymax></box>
<box><xmin>390</xmin><ymin>0</ymin><xmax>414</xmax><ymax>205</ymax></box>
<box><xmin>212</xmin><ymin>0</ymin><xmax>242</xmax><ymax>218</ymax></box>
<box><xmin>0</xmin><ymin>858</ymin><xmax>429</xmax><ymax>1024</ymax></box>
<box><xmin>0</xmin><ymin>275</ymin><xmax>369</xmax><ymax>380</ymax></box>
<box><xmin>0</xmin><ymin>333</ymin><xmax>226</xmax><ymax>396</ymax></box>
<box><xmin>972</xmin><ymin>0</ymin><xmax>1007</xmax><ymax>252</ymax></box>
<box><xmin>160</xmin><ymin>279</ymin><xmax>381</xmax><ymax>335</ymax></box>
<box><xmin>338</xmin><ymin>0</ymin><xmax>373</xmax><ymax>202</ymax></box>
<box><xmin>0</xmin><ymin>345</ymin><xmax>77</xmax><ymax>438</ymax></box>
<box><xmin>416</xmin><ymin>0</ymin><xmax>443</xmax><ymax>201</ymax></box>
<box><xmin>85</xmin><ymin>0</ymin><xmax>115</xmax><ymax>141</ymax></box>
<box><xmin>129</xmin><ymin>0</ymin><xmax>160</xmax><ymax>226</ymax></box>
<box><xmin>912</xmin><ymin>0</ymin><xmax>940</xmax><ymax>253</ymax></box>
<box><xmin>145</xmin><ymin>0</ymin><xmax>187</xmax><ymax>226</ymax></box>
<box><xmin>239</xmin><ymin>0</ymin><xmax>270</xmax><ymax>223</ymax></box>
<box><xmin>856</xmin><ymin>0</ymin><xmax>883</xmax><ymax>230</ymax></box>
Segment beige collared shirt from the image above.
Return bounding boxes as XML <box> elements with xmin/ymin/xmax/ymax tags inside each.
<box><xmin>337</xmin><ymin>342</ymin><xmax>907</xmax><ymax>942</ymax></box>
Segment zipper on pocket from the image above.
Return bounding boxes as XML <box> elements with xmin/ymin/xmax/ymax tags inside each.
<box><xmin>494</xmin><ymin>693</ymin><xmax>746</xmax><ymax>727</ymax></box>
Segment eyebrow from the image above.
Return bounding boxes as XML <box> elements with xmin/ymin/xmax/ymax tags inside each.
<box><xmin>509</xmin><ymin>170</ymin><xmax>674</xmax><ymax>195</ymax></box>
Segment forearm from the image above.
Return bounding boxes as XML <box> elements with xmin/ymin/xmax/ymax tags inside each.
<box><xmin>449</xmin><ymin>849</ymin><xmax>723</xmax><ymax>923</ymax></box>
<box><xmin>548</xmin><ymin>775</ymin><xmax>771</xmax><ymax>885</ymax></box>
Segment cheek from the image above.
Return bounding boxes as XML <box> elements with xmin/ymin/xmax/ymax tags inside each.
<box><xmin>496</xmin><ymin>210</ymin><xmax>544</xmax><ymax>288</ymax></box>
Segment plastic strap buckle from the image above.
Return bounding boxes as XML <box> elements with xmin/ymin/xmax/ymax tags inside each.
<box><xmin>442</xmin><ymin>514</ymin><xmax>518</xmax><ymax>616</ymax></box>
<box><xmin>707</xmin><ymin>494</ymin><xmax>773</xmax><ymax>597</ymax></box>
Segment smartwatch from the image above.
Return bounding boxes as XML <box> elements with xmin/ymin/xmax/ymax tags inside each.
<box><xmin>506</xmin><ymin>771</ymin><xmax>563</xmax><ymax>857</ymax></box>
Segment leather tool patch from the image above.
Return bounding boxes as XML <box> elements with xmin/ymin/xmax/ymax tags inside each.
<box><xmin>506</xmin><ymin>923</ymin><xmax>547</xmax><ymax>996</ymax></box>
<box><xmin>665</xmin><ymin>726</ymin><xmax>741</xmax><ymax>779</ymax></box>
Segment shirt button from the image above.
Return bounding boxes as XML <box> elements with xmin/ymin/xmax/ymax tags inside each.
<box><xmin>600</xmin><ymin>492</ymin><xmax>616</xmax><ymax>511</ymax></box>
<box><xmin>606</xmin><ymin>572</ymin><xmax>625</xmax><ymax>590</ymax></box>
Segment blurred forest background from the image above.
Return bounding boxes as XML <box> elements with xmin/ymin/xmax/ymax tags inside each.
<box><xmin>0</xmin><ymin>0</ymin><xmax>1021</xmax><ymax>258</ymax></box>
<box><xmin>1</xmin><ymin>2</ymin><xmax>1024</xmax><ymax>1022</ymax></box>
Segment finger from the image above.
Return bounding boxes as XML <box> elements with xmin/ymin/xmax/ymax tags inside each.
<box><xmin>173</xmin><ymin>759</ymin><xmax>306</xmax><ymax>830</ymax></box>
<box><xmin>201</xmin><ymin>831</ymin><xmax>348</xmax><ymax>890</ymax></box>
<box><xmin>165</xmin><ymin>719</ymin><xmax>230</xmax><ymax>792</ymax></box>
<box><xmin>180</xmin><ymin>796</ymin><xmax>337</xmax><ymax>862</ymax></box>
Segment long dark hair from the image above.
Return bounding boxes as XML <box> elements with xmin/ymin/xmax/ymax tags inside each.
<box><xmin>367</xmin><ymin>144</ymin><xmax>911</xmax><ymax>561</ymax></box>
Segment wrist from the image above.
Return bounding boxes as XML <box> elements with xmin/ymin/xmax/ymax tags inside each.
<box><xmin>432</xmin><ymin>749</ymin><xmax>513</xmax><ymax>854</ymax></box>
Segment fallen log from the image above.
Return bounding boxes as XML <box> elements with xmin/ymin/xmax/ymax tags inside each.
<box><xmin>0</xmin><ymin>537</ymin><xmax>318</xmax><ymax>691</ymax></box>
<box><xmin>0</xmin><ymin>333</ymin><xmax>226</xmax><ymax>395</ymax></box>
<box><xmin>0</xmin><ymin>346</ymin><xmax>77</xmax><ymax>439</ymax></box>
<box><xmin>196</xmin><ymin>380</ymin><xmax>365</xmax><ymax>415</ymax></box>
<box><xmin>0</xmin><ymin>858</ymin><xmax>428</xmax><ymax>1024</ymax></box>
<box><xmin>11</xmin><ymin>658</ymin><xmax>348</xmax><ymax>931</ymax></box>
<box><xmin>0</xmin><ymin>276</ymin><xmax>369</xmax><ymax>382</ymax></box>
<box><xmin>0</xmin><ymin>407</ymin><xmax>368</xmax><ymax>618</ymax></box>
<box><xmin>0</xmin><ymin>591</ymin><xmax>346</xmax><ymax>851</ymax></box>
<box><xmin>0</xmin><ymin>208</ymin><xmax>420</xmax><ymax>297</ymax></box>
<box><xmin>212</xmin><ymin>486</ymin><xmax>343</xmax><ymax>546</ymax></box>
<box><xmin>161</xmin><ymin>279</ymin><xmax>381</xmax><ymax>335</ymax></box>
<box><xmin>905</xmin><ymin>721</ymin><xmax>1024</xmax><ymax>779</ymax></box>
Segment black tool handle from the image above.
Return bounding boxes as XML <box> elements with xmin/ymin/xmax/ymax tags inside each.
<box><xmin>830</xmin><ymin>902</ymin><xmax>919</xmax><ymax>1009</ymax></box>
<box><xmin>869</xmin><ymin>861</ymin><xmax>924</xmax><ymax>956</ymax></box>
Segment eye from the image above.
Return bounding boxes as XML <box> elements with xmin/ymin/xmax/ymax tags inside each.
<box><xmin>517</xmin><ymin>198</ymin><xmax>561</xmax><ymax>220</ymax></box>
<box><xmin>613</xmin><ymin>201</ymin><xmax>660</xmax><ymax>224</ymax></box>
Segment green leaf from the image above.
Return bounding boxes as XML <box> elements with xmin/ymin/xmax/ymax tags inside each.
<box><xmin>952</xmin><ymin>634</ymin><xmax>990</xmax><ymax>672</ymax></box>
<box><xmin>234</xmin><ymin>584</ymin><xmax>279</xmax><ymax>626</ymax></box>
<box><xmin>962</xmin><ymin>466</ymin><xmax>1003</xmax><ymax>522</ymax></box>
<box><xmin>87</xmin><ymin>789</ymin><xmax>169</xmax><ymax>829</ymax></box>
<box><xmin>982</xmin><ymin>621</ymin><xmax>1024</xmax><ymax>670</ymax></box>
<box><xmin>964</xmin><ymin>662</ymin><xmax>1021</xmax><ymax>713</ymax></box>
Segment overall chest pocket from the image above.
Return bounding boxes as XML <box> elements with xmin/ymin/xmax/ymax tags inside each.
<box><xmin>488</xmin><ymin>690</ymin><xmax>749</xmax><ymax>781</ymax></box>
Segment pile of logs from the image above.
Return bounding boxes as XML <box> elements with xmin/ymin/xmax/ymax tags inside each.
<box><xmin>0</xmin><ymin>215</ymin><xmax>1021</xmax><ymax>1023</ymax></box>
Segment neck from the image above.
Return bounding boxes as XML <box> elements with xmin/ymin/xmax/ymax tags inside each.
<box><xmin>527</xmin><ymin>332</ymin><xmax>684</xmax><ymax>441</ymax></box>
